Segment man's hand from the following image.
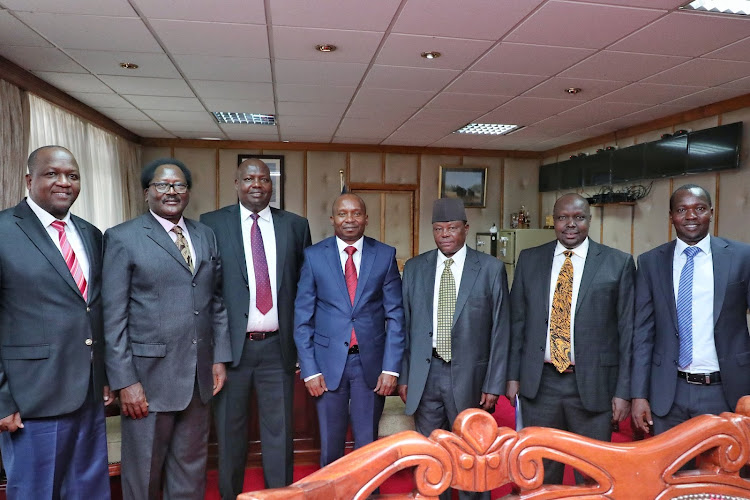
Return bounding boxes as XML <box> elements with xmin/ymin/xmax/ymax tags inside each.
<box><xmin>103</xmin><ymin>385</ymin><xmax>115</xmax><ymax>407</ymax></box>
<box><xmin>480</xmin><ymin>393</ymin><xmax>499</xmax><ymax>412</ymax></box>
<box><xmin>212</xmin><ymin>363</ymin><xmax>227</xmax><ymax>396</ymax></box>
<box><xmin>505</xmin><ymin>380</ymin><xmax>520</xmax><ymax>406</ymax></box>
<box><xmin>120</xmin><ymin>382</ymin><xmax>149</xmax><ymax>419</ymax></box>
<box><xmin>0</xmin><ymin>412</ymin><xmax>23</xmax><ymax>433</ymax></box>
<box><xmin>631</xmin><ymin>398</ymin><xmax>653</xmax><ymax>434</ymax></box>
<box><xmin>374</xmin><ymin>373</ymin><xmax>397</xmax><ymax>396</ymax></box>
<box><xmin>611</xmin><ymin>397</ymin><xmax>631</xmax><ymax>422</ymax></box>
<box><xmin>305</xmin><ymin>375</ymin><xmax>327</xmax><ymax>397</ymax></box>
<box><xmin>397</xmin><ymin>384</ymin><xmax>407</xmax><ymax>404</ymax></box>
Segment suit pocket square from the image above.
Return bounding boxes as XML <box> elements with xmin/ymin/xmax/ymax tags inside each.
<box><xmin>1</xmin><ymin>344</ymin><xmax>50</xmax><ymax>360</ymax></box>
<box><xmin>131</xmin><ymin>342</ymin><xmax>167</xmax><ymax>358</ymax></box>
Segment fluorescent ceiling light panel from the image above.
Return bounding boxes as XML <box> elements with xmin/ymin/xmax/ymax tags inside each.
<box><xmin>454</xmin><ymin>123</ymin><xmax>521</xmax><ymax>135</ymax></box>
<box><xmin>680</xmin><ymin>0</ymin><xmax>750</xmax><ymax>15</ymax></box>
<box><xmin>212</xmin><ymin>112</ymin><xmax>276</xmax><ymax>125</ymax></box>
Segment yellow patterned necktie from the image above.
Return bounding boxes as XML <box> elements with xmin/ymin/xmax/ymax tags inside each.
<box><xmin>172</xmin><ymin>226</ymin><xmax>194</xmax><ymax>273</ymax></box>
<box><xmin>550</xmin><ymin>250</ymin><xmax>573</xmax><ymax>372</ymax></box>
<box><xmin>436</xmin><ymin>258</ymin><xmax>455</xmax><ymax>362</ymax></box>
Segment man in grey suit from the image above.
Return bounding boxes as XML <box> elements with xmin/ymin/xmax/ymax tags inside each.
<box><xmin>506</xmin><ymin>193</ymin><xmax>634</xmax><ymax>484</ymax></box>
<box><xmin>398</xmin><ymin>198</ymin><xmax>509</xmax><ymax>500</ymax></box>
<box><xmin>0</xmin><ymin>146</ymin><xmax>111</xmax><ymax>499</ymax></box>
<box><xmin>103</xmin><ymin>158</ymin><xmax>232</xmax><ymax>500</ymax></box>
<box><xmin>201</xmin><ymin>158</ymin><xmax>311</xmax><ymax>498</ymax></box>
<box><xmin>632</xmin><ymin>184</ymin><xmax>750</xmax><ymax>435</ymax></box>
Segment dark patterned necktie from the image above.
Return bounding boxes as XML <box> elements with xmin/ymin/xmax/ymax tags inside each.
<box><xmin>345</xmin><ymin>246</ymin><xmax>358</xmax><ymax>346</ymax></box>
<box><xmin>250</xmin><ymin>214</ymin><xmax>272</xmax><ymax>315</ymax></box>
<box><xmin>550</xmin><ymin>250</ymin><xmax>573</xmax><ymax>372</ymax></box>
<box><xmin>50</xmin><ymin>220</ymin><xmax>87</xmax><ymax>300</ymax></box>
<box><xmin>436</xmin><ymin>258</ymin><xmax>455</xmax><ymax>362</ymax></box>
<box><xmin>171</xmin><ymin>226</ymin><xmax>193</xmax><ymax>273</ymax></box>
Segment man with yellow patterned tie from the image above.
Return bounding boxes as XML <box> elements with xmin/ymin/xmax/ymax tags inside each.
<box><xmin>506</xmin><ymin>193</ymin><xmax>635</xmax><ymax>484</ymax></box>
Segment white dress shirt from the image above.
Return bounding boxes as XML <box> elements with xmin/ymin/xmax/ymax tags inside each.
<box><xmin>544</xmin><ymin>237</ymin><xmax>590</xmax><ymax>365</ymax></box>
<box><xmin>27</xmin><ymin>196</ymin><xmax>90</xmax><ymax>285</ymax></box>
<box><xmin>240</xmin><ymin>204</ymin><xmax>279</xmax><ymax>332</ymax></box>
<box><xmin>432</xmin><ymin>244</ymin><xmax>467</xmax><ymax>348</ymax></box>
<box><xmin>673</xmin><ymin>234</ymin><xmax>718</xmax><ymax>373</ymax></box>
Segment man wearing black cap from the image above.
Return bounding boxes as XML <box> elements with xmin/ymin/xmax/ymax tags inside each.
<box><xmin>398</xmin><ymin>198</ymin><xmax>509</xmax><ymax>500</ymax></box>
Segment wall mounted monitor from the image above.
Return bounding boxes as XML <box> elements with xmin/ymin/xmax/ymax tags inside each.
<box><xmin>581</xmin><ymin>152</ymin><xmax>612</xmax><ymax>187</ymax></box>
<box><xmin>611</xmin><ymin>143</ymin><xmax>646</xmax><ymax>184</ymax></box>
<box><xmin>538</xmin><ymin>163</ymin><xmax>560</xmax><ymax>192</ymax></box>
<box><xmin>686</xmin><ymin>121</ymin><xmax>742</xmax><ymax>174</ymax></box>
<box><xmin>645</xmin><ymin>134</ymin><xmax>687</xmax><ymax>178</ymax></box>
<box><xmin>558</xmin><ymin>157</ymin><xmax>583</xmax><ymax>190</ymax></box>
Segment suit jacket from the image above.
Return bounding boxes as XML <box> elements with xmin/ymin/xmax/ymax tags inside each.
<box><xmin>294</xmin><ymin>236</ymin><xmax>405</xmax><ymax>391</ymax></box>
<box><xmin>632</xmin><ymin>236</ymin><xmax>750</xmax><ymax>416</ymax></box>
<box><xmin>509</xmin><ymin>239</ymin><xmax>635</xmax><ymax>413</ymax></box>
<box><xmin>201</xmin><ymin>205</ymin><xmax>311</xmax><ymax>371</ymax></box>
<box><xmin>0</xmin><ymin>199</ymin><xmax>106</xmax><ymax>419</ymax></box>
<box><xmin>401</xmin><ymin>246</ymin><xmax>510</xmax><ymax>416</ymax></box>
<box><xmin>102</xmin><ymin>212</ymin><xmax>232</xmax><ymax>412</ymax></box>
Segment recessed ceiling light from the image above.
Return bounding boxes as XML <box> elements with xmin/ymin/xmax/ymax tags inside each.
<box><xmin>421</xmin><ymin>51</ymin><xmax>441</xmax><ymax>59</ymax></box>
<box><xmin>565</xmin><ymin>87</ymin><xmax>582</xmax><ymax>94</ymax></box>
<box><xmin>454</xmin><ymin>123</ymin><xmax>521</xmax><ymax>135</ymax></box>
<box><xmin>315</xmin><ymin>44</ymin><xmax>337</xmax><ymax>52</ymax></box>
<box><xmin>212</xmin><ymin>112</ymin><xmax>276</xmax><ymax>125</ymax></box>
<box><xmin>680</xmin><ymin>0</ymin><xmax>749</xmax><ymax>15</ymax></box>
<box><xmin>119</xmin><ymin>62</ymin><xmax>139</xmax><ymax>69</ymax></box>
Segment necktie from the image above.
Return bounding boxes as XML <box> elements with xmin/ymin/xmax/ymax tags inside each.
<box><xmin>550</xmin><ymin>250</ymin><xmax>574</xmax><ymax>372</ymax></box>
<box><xmin>677</xmin><ymin>246</ymin><xmax>701</xmax><ymax>368</ymax></box>
<box><xmin>436</xmin><ymin>258</ymin><xmax>456</xmax><ymax>362</ymax></box>
<box><xmin>50</xmin><ymin>220</ymin><xmax>88</xmax><ymax>301</ymax></box>
<box><xmin>171</xmin><ymin>225</ymin><xmax>194</xmax><ymax>274</ymax></box>
<box><xmin>345</xmin><ymin>246</ymin><xmax>358</xmax><ymax>346</ymax></box>
<box><xmin>250</xmin><ymin>214</ymin><xmax>273</xmax><ymax>315</ymax></box>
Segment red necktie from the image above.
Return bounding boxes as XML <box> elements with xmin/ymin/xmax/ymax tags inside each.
<box><xmin>50</xmin><ymin>220</ymin><xmax>87</xmax><ymax>301</ymax></box>
<box><xmin>250</xmin><ymin>213</ymin><xmax>272</xmax><ymax>315</ymax></box>
<box><xmin>344</xmin><ymin>246</ymin><xmax>358</xmax><ymax>346</ymax></box>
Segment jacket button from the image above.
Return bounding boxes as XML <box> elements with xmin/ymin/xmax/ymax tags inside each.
<box><xmin>245</xmin><ymin>313</ymin><xmax>248</xmax><ymax>317</ymax></box>
<box><xmin>85</xmin><ymin>338</ymin><xmax>93</xmax><ymax>346</ymax></box>
<box><xmin>194</xmin><ymin>311</ymin><xmax>199</xmax><ymax>315</ymax></box>
<box><xmin>426</xmin><ymin>358</ymin><xmax>430</xmax><ymax>363</ymax></box>
<box><xmin>192</xmin><ymin>339</ymin><xmax>197</xmax><ymax>344</ymax></box>
<box><xmin>86</xmin><ymin>307</ymin><xmax>90</xmax><ymax>312</ymax></box>
<box><xmin>540</xmin><ymin>346</ymin><xmax>544</xmax><ymax>351</ymax></box>
<box><xmin>192</xmin><ymin>282</ymin><xmax>196</xmax><ymax>287</ymax></box>
<box><xmin>344</xmin><ymin>342</ymin><xmax>349</xmax><ymax>347</ymax></box>
<box><xmin>428</xmin><ymin>332</ymin><xmax>433</xmax><ymax>337</ymax></box>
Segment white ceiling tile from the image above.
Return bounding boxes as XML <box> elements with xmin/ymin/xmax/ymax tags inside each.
<box><xmin>554</xmin><ymin>100</ymin><xmax>651</xmax><ymax>129</ymax></box>
<box><xmin>0</xmin><ymin>46</ymin><xmax>85</xmax><ymax>73</ymax></box>
<box><xmin>272</xmin><ymin>26</ymin><xmax>383</xmax><ymax>63</ymax></box>
<box><xmin>427</xmin><ymin>134</ymin><xmax>496</xmax><ymax>148</ymax></box>
<box><xmin>124</xmin><ymin>95</ymin><xmax>205</xmax><ymax>111</ymax></box>
<box><xmin>278</xmin><ymin>135</ymin><xmax>333</xmax><ymax>143</ymax></box>
<box><xmin>473</xmin><ymin>43</ymin><xmax>594</xmax><ymax>76</ymax></box>
<box><xmin>98</xmin><ymin>75</ymin><xmax>193</xmax><ymax>96</ymax></box>
<box><xmin>411</xmin><ymin>108</ymin><xmax>481</xmax><ymax>126</ymax></box>
<box><xmin>143</xmin><ymin>110</ymin><xmax>214</xmax><ymax>123</ymax></box>
<box><xmin>559</xmin><ymin>51</ymin><xmax>690</xmax><ymax>82</ymax></box>
<box><xmin>446</xmin><ymin>72</ymin><xmax>545</xmax><ymax>95</ymax></box>
<box><xmin>116</xmin><ymin>119</ymin><xmax>166</xmax><ymax>131</ymax></box>
<box><xmin>172</xmin><ymin>130</ymin><xmax>230</xmax><ymax>139</ymax></box>
<box><xmin>353</xmin><ymin>88</ymin><xmax>436</xmax><ymax>108</ymax></box>
<box><xmin>721</xmin><ymin>75</ymin><xmax>750</xmax><ymax>90</ymax></box>
<box><xmin>344</xmin><ymin>104</ymin><xmax>417</xmax><ymax>122</ymax></box>
<box><xmin>2</xmin><ymin>0</ymin><xmax>136</xmax><ymax>16</ymax></box>
<box><xmin>175</xmin><ymin>55</ymin><xmax>271</xmax><ymax>82</ymax></box>
<box><xmin>598</xmin><ymin>83</ymin><xmax>704</xmax><ymax>104</ymax></box>
<box><xmin>277</xmin><ymin>101</ymin><xmax>349</xmax><ymax>117</ymax></box>
<box><xmin>270</xmin><ymin>0</ymin><xmax>400</xmax><ymax>31</ymax></box>
<box><xmin>522</xmin><ymin>77</ymin><xmax>627</xmax><ymax>99</ymax></box>
<box><xmin>158</xmin><ymin>120</ymin><xmax>222</xmax><ymax>132</ymax></box>
<box><xmin>505</xmin><ymin>1</ymin><xmax>663</xmax><ymax>49</ymax></box>
<box><xmin>426</xmin><ymin>93</ymin><xmax>512</xmax><ymax>112</ymax></box>
<box><xmin>274</xmin><ymin>60</ymin><xmax>367</xmax><ymax>86</ymax></box>
<box><xmin>134</xmin><ymin>0</ymin><xmax>266</xmax><ymax>23</ymax></box>
<box><xmin>191</xmin><ymin>81</ymin><xmax>273</xmax><ymax>101</ymax></box>
<box><xmin>338</xmin><ymin>117</ymin><xmax>400</xmax><ymax>137</ymax></box>
<box><xmin>363</xmin><ymin>65</ymin><xmax>460</xmax><ymax>91</ymax></box>
<box><xmin>96</xmin><ymin>107</ymin><xmax>149</xmax><ymax>120</ymax></box>
<box><xmin>67</xmin><ymin>50</ymin><xmax>179</xmax><ymax>77</ymax></box>
<box><xmin>643</xmin><ymin>59</ymin><xmax>750</xmax><ymax>87</ymax></box>
<box><xmin>704</xmin><ymin>36</ymin><xmax>750</xmax><ymax>63</ymax></box>
<box><xmin>0</xmin><ymin>11</ymin><xmax>52</xmax><ymax>47</ymax></box>
<box><xmin>220</xmin><ymin>123</ymin><xmax>280</xmax><ymax>139</ymax></box>
<box><xmin>16</xmin><ymin>13</ymin><xmax>161</xmax><ymax>52</ymax></box>
<box><xmin>131</xmin><ymin>128</ymin><xmax>176</xmax><ymax>138</ymax></box>
<box><xmin>376</xmin><ymin>34</ymin><xmax>493</xmax><ymax>70</ymax></box>
<box><xmin>665</xmin><ymin>87</ymin><xmax>750</xmax><ymax>108</ymax></box>
<box><xmin>69</xmin><ymin>92</ymin><xmax>134</xmax><ymax>109</ymax></box>
<box><xmin>33</xmin><ymin>71</ymin><xmax>111</xmax><ymax>92</ymax></box>
<box><xmin>276</xmin><ymin>84</ymin><xmax>356</xmax><ymax>103</ymax></box>
<box><xmin>478</xmin><ymin>97</ymin><xmax>581</xmax><ymax>125</ymax></box>
<box><xmin>332</xmin><ymin>136</ymin><xmax>384</xmax><ymax>144</ymax></box>
<box><xmin>201</xmin><ymin>99</ymin><xmax>275</xmax><ymax>114</ymax></box>
<box><xmin>150</xmin><ymin>19</ymin><xmax>269</xmax><ymax>58</ymax></box>
<box><xmin>572</xmin><ymin>0</ymin><xmax>686</xmax><ymax>7</ymax></box>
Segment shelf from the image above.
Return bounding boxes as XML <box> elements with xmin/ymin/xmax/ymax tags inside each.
<box><xmin>590</xmin><ymin>201</ymin><xmax>636</xmax><ymax>207</ymax></box>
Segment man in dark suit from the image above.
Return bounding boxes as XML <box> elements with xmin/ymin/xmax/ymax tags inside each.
<box><xmin>294</xmin><ymin>193</ymin><xmax>404</xmax><ymax>466</ymax></box>
<box><xmin>398</xmin><ymin>198</ymin><xmax>509</xmax><ymax>500</ymax></box>
<box><xmin>201</xmin><ymin>158</ymin><xmax>311</xmax><ymax>498</ymax></box>
<box><xmin>632</xmin><ymin>184</ymin><xmax>750</xmax><ymax>435</ymax></box>
<box><xmin>506</xmin><ymin>193</ymin><xmax>634</xmax><ymax>484</ymax></box>
<box><xmin>103</xmin><ymin>158</ymin><xmax>232</xmax><ymax>500</ymax></box>
<box><xmin>0</xmin><ymin>146</ymin><xmax>111</xmax><ymax>499</ymax></box>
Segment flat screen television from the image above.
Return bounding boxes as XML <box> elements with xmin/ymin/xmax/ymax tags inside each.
<box><xmin>686</xmin><ymin>122</ymin><xmax>742</xmax><ymax>174</ymax></box>
<box><xmin>538</xmin><ymin>163</ymin><xmax>560</xmax><ymax>192</ymax></box>
<box><xmin>558</xmin><ymin>157</ymin><xmax>583</xmax><ymax>190</ymax></box>
<box><xmin>611</xmin><ymin>143</ymin><xmax>646</xmax><ymax>184</ymax></box>
<box><xmin>645</xmin><ymin>134</ymin><xmax>687</xmax><ymax>178</ymax></box>
<box><xmin>581</xmin><ymin>152</ymin><xmax>612</xmax><ymax>187</ymax></box>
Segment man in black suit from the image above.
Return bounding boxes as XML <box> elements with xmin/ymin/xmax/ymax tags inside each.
<box><xmin>632</xmin><ymin>184</ymin><xmax>750</xmax><ymax>435</ymax></box>
<box><xmin>0</xmin><ymin>146</ymin><xmax>111</xmax><ymax>499</ymax></box>
<box><xmin>506</xmin><ymin>193</ymin><xmax>634</xmax><ymax>484</ymax></box>
<box><xmin>201</xmin><ymin>158</ymin><xmax>311</xmax><ymax>498</ymax></box>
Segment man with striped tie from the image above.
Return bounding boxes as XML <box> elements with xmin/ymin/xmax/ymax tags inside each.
<box><xmin>632</xmin><ymin>184</ymin><xmax>750</xmax><ymax>435</ymax></box>
<box><xmin>0</xmin><ymin>146</ymin><xmax>112</xmax><ymax>498</ymax></box>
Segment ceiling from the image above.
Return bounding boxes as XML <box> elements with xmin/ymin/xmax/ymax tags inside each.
<box><xmin>0</xmin><ymin>0</ymin><xmax>748</xmax><ymax>151</ymax></box>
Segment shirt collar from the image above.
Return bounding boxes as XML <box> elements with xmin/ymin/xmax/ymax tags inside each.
<box><xmin>554</xmin><ymin>237</ymin><xmax>589</xmax><ymax>259</ymax></box>
<box><xmin>336</xmin><ymin>236</ymin><xmax>364</xmax><ymax>254</ymax></box>
<box><xmin>437</xmin><ymin>244</ymin><xmax>467</xmax><ymax>268</ymax></box>
<box><xmin>239</xmin><ymin>203</ymin><xmax>272</xmax><ymax>223</ymax></box>
<box><xmin>26</xmin><ymin>196</ymin><xmax>72</xmax><ymax>228</ymax></box>
<box><xmin>150</xmin><ymin>209</ymin><xmax>187</xmax><ymax>234</ymax></box>
<box><xmin>675</xmin><ymin>234</ymin><xmax>711</xmax><ymax>257</ymax></box>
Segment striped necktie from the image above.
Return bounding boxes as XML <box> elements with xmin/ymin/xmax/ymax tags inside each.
<box><xmin>550</xmin><ymin>250</ymin><xmax>573</xmax><ymax>372</ymax></box>
<box><xmin>50</xmin><ymin>220</ymin><xmax>87</xmax><ymax>300</ymax></box>
<box><xmin>677</xmin><ymin>246</ymin><xmax>701</xmax><ymax>368</ymax></box>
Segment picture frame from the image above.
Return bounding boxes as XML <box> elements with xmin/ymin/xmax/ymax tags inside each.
<box><xmin>439</xmin><ymin>166</ymin><xmax>487</xmax><ymax>208</ymax></box>
<box><xmin>237</xmin><ymin>154</ymin><xmax>284</xmax><ymax>209</ymax></box>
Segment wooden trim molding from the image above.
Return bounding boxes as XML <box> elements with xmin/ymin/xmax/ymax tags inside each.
<box><xmin>348</xmin><ymin>182</ymin><xmax>418</xmax><ymax>192</ymax></box>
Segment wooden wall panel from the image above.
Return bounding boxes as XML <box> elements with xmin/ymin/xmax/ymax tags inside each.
<box><xmin>218</xmin><ymin>149</ymin><xmax>261</xmax><ymax>208</ymax></box>
<box><xmin>503</xmin><ymin>158</ymin><xmax>540</xmax><ymax>229</ymax></box>
<box><xmin>264</xmin><ymin>149</ymin><xmax>306</xmax><ymax>217</ymax></box>
<box><xmin>350</xmin><ymin>152</ymin><xmax>382</xmax><ymax>183</ymax></box>
<box><xmin>173</xmin><ymin>147</ymin><xmax>216</xmax><ymax>220</ymax></box>
<box><xmin>385</xmin><ymin>153</ymin><xmax>418</xmax><ymax>185</ymax></box>
<box><xmin>418</xmin><ymin>155</ymin><xmax>460</xmax><ymax>254</ymax></box>
<box><xmin>306</xmin><ymin>151</ymin><xmax>347</xmax><ymax>243</ymax></box>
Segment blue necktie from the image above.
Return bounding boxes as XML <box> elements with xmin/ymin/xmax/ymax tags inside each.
<box><xmin>677</xmin><ymin>246</ymin><xmax>701</xmax><ymax>369</ymax></box>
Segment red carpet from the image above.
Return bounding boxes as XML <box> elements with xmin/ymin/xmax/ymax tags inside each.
<box><xmin>205</xmin><ymin>398</ymin><xmax>636</xmax><ymax>499</ymax></box>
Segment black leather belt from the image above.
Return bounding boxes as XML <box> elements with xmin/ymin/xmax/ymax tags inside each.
<box><xmin>246</xmin><ymin>330</ymin><xmax>279</xmax><ymax>341</ymax></box>
<box><xmin>432</xmin><ymin>348</ymin><xmax>449</xmax><ymax>363</ymax></box>
<box><xmin>348</xmin><ymin>345</ymin><xmax>359</xmax><ymax>355</ymax></box>
<box><xmin>678</xmin><ymin>370</ymin><xmax>721</xmax><ymax>385</ymax></box>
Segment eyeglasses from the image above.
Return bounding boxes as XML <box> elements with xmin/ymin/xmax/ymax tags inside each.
<box><xmin>150</xmin><ymin>182</ymin><xmax>188</xmax><ymax>194</ymax></box>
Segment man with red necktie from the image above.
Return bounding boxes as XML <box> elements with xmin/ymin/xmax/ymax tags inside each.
<box><xmin>294</xmin><ymin>193</ymin><xmax>405</xmax><ymax>467</ymax></box>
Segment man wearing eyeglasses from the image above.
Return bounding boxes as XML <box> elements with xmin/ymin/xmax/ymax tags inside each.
<box><xmin>506</xmin><ymin>193</ymin><xmax>634</xmax><ymax>484</ymax></box>
<box><xmin>102</xmin><ymin>158</ymin><xmax>231</xmax><ymax>500</ymax></box>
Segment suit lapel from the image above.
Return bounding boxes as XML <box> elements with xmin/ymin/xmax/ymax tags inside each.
<box><xmin>185</xmin><ymin>219</ymin><xmax>203</xmax><ymax>275</ymax></box>
<box><xmin>453</xmin><ymin>247</ymin><xmax>480</xmax><ymax>326</ymax></box>
<box><xmin>575</xmin><ymin>240</ymin><xmax>603</xmax><ymax>314</ymax></box>
<box><xmin>71</xmin><ymin>215</ymin><xmax>98</xmax><ymax>301</ymax></box>
<box><xmin>227</xmin><ymin>205</ymin><xmax>249</xmax><ymax>284</ymax></box>
<box><xmin>711</xmin><ymin>236</ymin><xmax>731</xmax><ymax>326</ymax></box>
<box><xmin>144</xmin><ymin>213</ymin><xmax>192</xmax><ymax>273</ymax></box>
<box><xmin>538</xmin><ymin>242</ymin><xmax>555</xmax><ymax>316</ymax></box>
<box><xmin>324</xmin><ymin>237</ymin><xmax>352</xmax><ymax>306</ymax></box>
<box><xmin>272</xmin><ymin>208</ymin><xmax>287</xmax><ymax>292</ymax></box>
<box><xmin>658</xmin><ymin>240</ymin><xmax>679</xmax><ymax>331</ymax></box>
<box><xmin>353</xmin><ymin>237</ymin><xmax>377</xmax><ymax>309</ymax></box>
<box><xmin>419</xmin><ymin>250</ymin><xmax>438</xmax><ymax>321</ymax></box>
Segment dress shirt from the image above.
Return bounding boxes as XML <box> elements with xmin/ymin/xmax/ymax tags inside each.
<box><xmin>27</xmin><ymin>196</ymin><xmax>90</xmax><ymax>284</ymax></box>
<box><xmin>150</xmin><ymin>210</ymin><xmax>196</xmax><ymax>273</ymax></box>
<box><xmin>240</xmin><ymin>204</ymin><xmax>279</xmax><ymax>332</ymax></box>
<box><xmin>673</xmin><ymin>234</ymin><xmax>718</xmax><ymax>373</ymax></box>
<box><xmin>544</xmin><ymin>237</ymin><xmax>589</xmax><ymax>365</ymax></box>
<box><xmin>432</xmin><ymin>244</ymin><xmax>467</xmax><ymax>348</ymax></box>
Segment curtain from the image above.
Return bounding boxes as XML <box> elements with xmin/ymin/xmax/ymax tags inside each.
<box><xmin>0</xmin><ymin>79</ymin><xmax>28</xmax><ymax>210</ymax></box>
<box><xmin>27</xmin><ymin>94</ymin><xmax>141</xmax><ymax>230</ymax></box>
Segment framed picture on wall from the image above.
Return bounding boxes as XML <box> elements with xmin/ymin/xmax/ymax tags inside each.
<box><xmin>237</xmin><ymin>154</ymin><xmax>284</xmax><ymax>209</ymax></box>
<box><xmin>439</xmin><ymin>166</ymin><xmax>487</xmax><ymax>208</ymax></box>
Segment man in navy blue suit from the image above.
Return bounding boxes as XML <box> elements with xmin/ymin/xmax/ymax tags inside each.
<box><xmin>294</xmin><ymin>193</ymin><xmax>405</xmax><ymax>466</ymax></box>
